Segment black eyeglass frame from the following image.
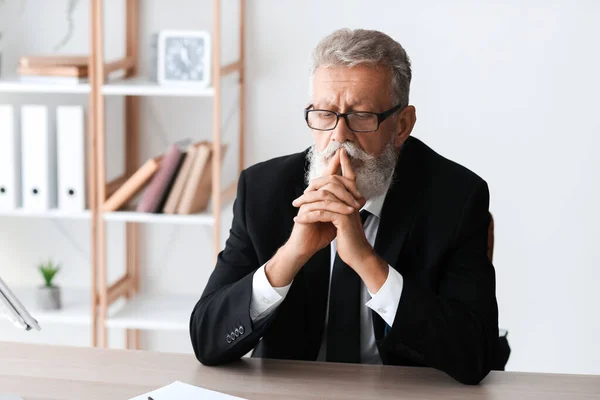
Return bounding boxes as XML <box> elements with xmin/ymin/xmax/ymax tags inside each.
<box><xmin>304</xmin><ymin>103</ymin><xmax>404</xmax><ymax>133</ymax></box>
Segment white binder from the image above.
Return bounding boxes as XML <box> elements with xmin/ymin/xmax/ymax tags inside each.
<box><xmin>21</xmin><ymin>105</ymin><xmax>57</xmax><ymax>211</ymax></box>
<box><xmin>56</xmin><ymin>106</ymin><xmax>86</xmax><ymax>212</ymax></box>
<box><xmin>0</xmin><ymin>105</ymin><xmax>21</xmax><ymax>211</ymax></box>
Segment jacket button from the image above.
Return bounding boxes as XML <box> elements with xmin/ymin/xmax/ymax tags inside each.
<box><xmin>226</xmin><ymin>334</ymin><xmax>232</xmax><ymax>343</ymax></box>
<box><xmin>239</xmin><ymin>325</ymin><xmax>245</xmax><ymax>335</ymax></box>
<box><xmin>234</xmin><ymin>328</ymin><xmax>240</xmax><ymax>337</ymax></box>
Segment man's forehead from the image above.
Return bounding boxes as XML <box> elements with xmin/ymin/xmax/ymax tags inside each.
<box><xmin>312</xmin><ymin>65</ymin><xmax>390</xmax><ymax>103</ymax></box>
<box><xmin>312</xmin><ymin>93</ymin><xmax>378</xmax><ymax>109</ymax></box>
<box><xmin>311</xmin><ymin>65</ymin><xmax>392</xmax><ymax>107</ymax></box>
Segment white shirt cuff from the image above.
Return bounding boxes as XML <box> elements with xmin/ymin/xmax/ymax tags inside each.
<box><xmin>250</xmin><ymin>263</ymin><xmax>292</xmax><ymax>322</ymax></box>
<box><xmin>365</xmin><ymin>265</ymin><xmax>403</xmax><ymax>327</ymax></box>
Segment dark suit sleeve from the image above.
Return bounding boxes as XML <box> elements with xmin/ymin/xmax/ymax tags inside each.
<box><xmin>382</xmin><ymin>181</ymin><xmax>499</xmax><ymax>385</ymax></box>
<box><xmin>189</xmin><ymin>170</ymin><xmax>273</xmax><ymax>365</ymax></box>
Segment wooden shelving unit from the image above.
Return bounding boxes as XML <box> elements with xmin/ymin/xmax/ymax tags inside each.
<box><xmin>0</xmin><ymin>19</ymin><xmax>99</xmax><ymax>343</ymax></box>
<box><xmin>91</xmin><ymin>0</ymin><xmax>245</xmax><ymax>348</ymax></box>
<box><xmin>0</xmin><ymin>0</ymin><xmax>245</xmax><ymax>349</ymax></box>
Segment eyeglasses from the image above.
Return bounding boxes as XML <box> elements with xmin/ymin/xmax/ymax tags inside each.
<box><xmin>304</xmin><ymin>103</ymin><xmax>403</xmax><ymax>133</ymax></box>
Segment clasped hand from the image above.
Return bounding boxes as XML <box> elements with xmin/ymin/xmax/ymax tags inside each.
<box><xmin>290</xmin><ymin>148</ymin><xmax>373</xmax><ymax>268</ymax></box>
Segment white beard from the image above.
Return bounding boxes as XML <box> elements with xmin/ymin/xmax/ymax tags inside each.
<box><xmin>305</xmin><ymin>140</ymin><xmax>398</xmax><ymax>200</ymax></box>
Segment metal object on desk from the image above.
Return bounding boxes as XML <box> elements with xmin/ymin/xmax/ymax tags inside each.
<box><xmin>0</xmin><ymin>276</ymin><xmax>41</xmax><ymax>331</ymax></box>
<box><xmin>0</xmin><ymin>277</ymin><xmax>37</xmax><ymax>400</ymax></box>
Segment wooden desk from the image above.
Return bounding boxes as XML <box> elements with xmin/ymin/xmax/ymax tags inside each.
<box><xmin>0</xmin><ymin>342</ymin><xmax>599</xmax><ymax>400</ymax></box>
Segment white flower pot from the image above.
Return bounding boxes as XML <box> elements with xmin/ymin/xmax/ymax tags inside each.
<box><xmin>36</xmin><ymin>285</ymin><xmax>62</xmax><ymax>310</ymax></box>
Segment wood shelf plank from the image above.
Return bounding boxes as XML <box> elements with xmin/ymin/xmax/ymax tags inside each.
<box><xmin>8</xmin><ymin>287</ymin><xmax>92</xmax><ymax>326</ymax></box>
<box><xmin>0</xmin><ymin>209</ymin><xmax>92</xmax><ymax>220</ymax></box>
<box><xmin>102</xmin><ymin>77</ymin><xmax>215</xmax><ymax>97</ymax></box>
<box><xmin>103</xmin><ymin>211</ymin><xmax>214</xmax><ymax>225</ymax></box>
<box><xmin>0</xmin><ymin>77</ymin><xmax>90</xmax><ymax>94</ymax></box>
<box><xmin>104</xmin><ymin>293</ymin><xmax>198</xmax><ymax>331</ymax></box>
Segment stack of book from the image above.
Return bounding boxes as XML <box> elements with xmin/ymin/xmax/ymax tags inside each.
<box><xmin>102</xmin><ymin>141</ymin><xmax>223</xmax><ymax>215</ymax></box>
<box><xmin>18</xmin><ymin>55</ymin><xmax>89</xmax><ymax>84</ymax></box>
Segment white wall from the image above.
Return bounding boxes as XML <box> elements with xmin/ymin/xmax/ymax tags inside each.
<box><xmin>1</xmin><ymin>0</ymin><xmax>599</xmax><ymax>375</ymax></box>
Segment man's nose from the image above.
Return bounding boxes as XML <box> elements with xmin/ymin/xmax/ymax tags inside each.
<box><xmin>330</xmin><ymin>116</ymin><xmax>354</xmax><ymax>143</ymax></box>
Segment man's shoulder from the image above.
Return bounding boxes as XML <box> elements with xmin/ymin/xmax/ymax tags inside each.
<box><xmin>406</xmin><ymin>137</ymin><xmax>490</xmax><ymax>230</ymax></box>
<box><xmin>409</xmin><ymin>136</ymin><xmax>486</xmax><ymax>188</ymax></box>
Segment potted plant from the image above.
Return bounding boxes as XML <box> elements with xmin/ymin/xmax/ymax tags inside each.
<box><xmin>36</xmin><ymin>260</ymin><xmax>62</xmax><ymax>310</ymax></box>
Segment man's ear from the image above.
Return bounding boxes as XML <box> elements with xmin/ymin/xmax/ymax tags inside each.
<box><xmin>395</xmin><ymin>105</ymin><xmax>417</xmax><ymax>147</ymax></box>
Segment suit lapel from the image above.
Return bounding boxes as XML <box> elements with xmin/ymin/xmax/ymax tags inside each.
<box><xmin>372</xmin><ymin>137</ymin><xmax>426</xmax><ymax>345</ymax></box>
<box><xmin>374</xmin><ymin>138</ymin><xmax>425</xmax><ymax>266</ymax></box>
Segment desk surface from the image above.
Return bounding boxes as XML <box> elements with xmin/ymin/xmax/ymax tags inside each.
<box><xmin>0</xmin><ymin>342</ymin><xmax>599</xmax><ymax>400</ymax></box>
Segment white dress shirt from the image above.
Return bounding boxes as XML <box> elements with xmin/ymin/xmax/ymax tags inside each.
<box><xmin>249</xmin><ymin>190</ymin><xmax>404</xmax><ymax>364</ymax></box>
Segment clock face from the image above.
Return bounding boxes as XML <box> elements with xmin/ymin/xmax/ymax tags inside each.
<box><xmin>164</xmin><ymin>36</ymin><xmax>206</xmax><ymax>81</ymax></box>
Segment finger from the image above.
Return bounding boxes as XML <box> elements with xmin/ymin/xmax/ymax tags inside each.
<box><xmin>294</xmin><ymin>185</ymin><xmax>360</xmax><ymax>208</ymax></box>
<box><xmin>340</xmin><ymin>148</ymin><xmax>356</xmax><ymax>181</ymax></box>
<box><xmin>298</xmin><ymin>199</ymin><xmax>355</xmax><ymax>216</ymax></box>
<box><xmin>320</xmin><ymin>183</ymin><xmax>361</xmax><ymax>208</ymax></box>
<box><xmin>294</xmin><ymin>190</ymin><xmax>341</xmax><ymax>207</ymax></box>
<box><xmin>294</xmin><ymin>209</ymin><xmax>345</xmax><ymax>224</ymax></box>
<box><xmin>305</xmin><ymin>175</ymin><xmax>363</xmax><ymax>200</ymax></box>
<box><xmin>323</xmin><ymin>149</ymin><xmax>341</xmax><ymax>176</ymax></box>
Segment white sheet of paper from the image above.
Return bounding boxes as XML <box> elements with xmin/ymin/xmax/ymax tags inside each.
<box><xmin>128</xmin><ymin>381</ymin><xmax>247</xmax><ymax>400</ymax></box>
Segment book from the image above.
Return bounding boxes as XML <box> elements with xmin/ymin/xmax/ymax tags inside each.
<box><xmin>102</xmin><ymin>156</ymin><xmax>162</xmax><ymax>212</ymax></box>
<box><xmin>176</xmin><ymin>143</ymin><xmax>227</xmax><ymax>215</ymax></box>
<box><xmin>176</xmin><ymin>143</ymin><xmax>212</xmax><ymax>214</ymax></box>
<box><xmin>136</xmin><ymin>144</ymin><xmax>185</xmax><ymax>213</ymax></box>
<box><xmin>19</xmin><ymin>55</ymin><xmax>89</xmax><ymax>68</ymax></box>
<box><xmin>162</xmin><ymin>142</ymin><xmax>205</xmax><ymax>214</ymax></box>
<box><xmin>18</xmin><ymin>64</ymin><xmax>88</xmax><ymax>78</ymax></box>
<box><xmin>156</xmin><ymin>152</ymin><xmax>187</xmax><ymax>212</ymax></box>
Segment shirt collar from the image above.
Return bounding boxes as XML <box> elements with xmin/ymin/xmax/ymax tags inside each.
<box><xmin>360</xmin><ymin>172</ymin><xmax>394</xmax><ymax>219</ymax></box>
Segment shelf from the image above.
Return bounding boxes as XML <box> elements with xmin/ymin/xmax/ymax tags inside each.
<box><xmin>102</xmin><ymin>77</ymin><xmax>215</xmax><ymax>97</ymax></box>
<box><xmin>104</xmin><ymin>293</ymin><xmax>198</xmax><ymax>331</ymax></box>
<box><xmin>103</xmin><ymin>211</ymin><xmax>214</xmax><ymax>225</ymax></box>
<box><xmin>0</xmin><ymin>77</ymin><xmax>90</xmax><ymax>94</ymax></box>
<box><xmin>0</xmin><ymin>208</ymin><xmax>91</xmax><ymax>220</ymax></box>
<box><xmin>10</xmin><ymin>287</ymin><xmax>92</xmax><ymax>326</ymax></box>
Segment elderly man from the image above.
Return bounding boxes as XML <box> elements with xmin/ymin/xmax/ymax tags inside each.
<box><xmin>190</xmin><ymin>28</ymin><xmax>499</xmax><ymax>385</ymax></box>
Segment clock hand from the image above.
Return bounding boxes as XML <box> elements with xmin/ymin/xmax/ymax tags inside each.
<box><xmin>180</xmin><ymin>47</ymin><xmax>191</xmax><ymax>67</ymax></box>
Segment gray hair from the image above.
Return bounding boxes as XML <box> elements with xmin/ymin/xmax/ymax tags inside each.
<box><xmin>309</xmin><ymin>29</ymin><xmax>412</xmax><ymax>107</ymax></box>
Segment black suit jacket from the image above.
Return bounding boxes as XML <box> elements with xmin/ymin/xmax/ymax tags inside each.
<box><xmin>190</xmin><ymin>136</ymin><xmax>499</xmax><ymax>385</ymax></box>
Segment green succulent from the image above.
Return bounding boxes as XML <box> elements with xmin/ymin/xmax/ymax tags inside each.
<box><xmin>39</xmin><ymin>260</ymin><xmax>61</xmax><ymax>287</ymax></box>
